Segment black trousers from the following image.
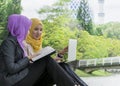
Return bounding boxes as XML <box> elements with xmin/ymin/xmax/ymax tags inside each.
<box><xmin>14</xmin><ymin>56</ymin><xmax>75</xmax><ymax>86</ymax></box>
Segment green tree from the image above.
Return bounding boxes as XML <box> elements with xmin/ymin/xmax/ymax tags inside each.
<box><xmin>95</xmin><ymin>22</ymin><xmax>120</xmax><ymax>39</ymax></box>
<box><xmin>102</xmin><ymin>22</ymin><xmax>120</xmax><ymax>39</ymax></box>
<box><xmin>0</xmin><ymin>0</ymin><xmax>7</xmax><ymax>28</ymax></box>
<box><xmin>77</xmin><ymin>0</ymin><xmax>93</xmax><ymax>34</ymax></box>
<box><xmin>7</xmin><ymin>0</ymin><xmax>22</xmax><ymax>15</ymax></box>
<box><xmin>42</xmin><ymin>15</ymin><xmax>78</xmax><ymax>60</ymax></box>
<box><xmin>0</xmin><ymin>0</ymin><xmax>22</xmax><ymax>41</ymax></box>
<box><xmin>38</xmin><ymin>0</ymin><xmax>71</xmax><ymax>21</ymax></box>
<box><xmin>38</xmin><ymin>0</ymin><xmax>80</xmax><ymax>60</ymax></box>
<box><xmin>0</xmin><ymin>0</ymin><xmax>21</xmax><ymax>28</ymax></box>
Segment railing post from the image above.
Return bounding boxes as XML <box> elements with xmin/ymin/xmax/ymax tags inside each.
<box><xmin>102</xmin><ymin>58</ymin><xmax>105</xmax><ymax>65</ymax></box>
<box><xmin>86</xmin><ymin>60</ymin><xmax>89</xmax><ymax>66</ymax></box>
<box><xmin>119</xmin><ymin>58</ymin><xmax>120</xmax><ymax>64</ymax></box>
<box><xmin>94</xmin><ymin>59</ymin><xmax>97</xmax><ymax>66</ymax></box>
<box><xmin>79</xmin><ymin>60</ymin><xmax>81</xmax><ymax>67</ymax></box>
<box><xmin>110</xmin><ymin>58</ymin><xmax>112</xmax><ymax>65</ymax></box>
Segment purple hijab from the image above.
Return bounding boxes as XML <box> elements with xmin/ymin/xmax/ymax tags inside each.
<box><xmin>7</xmin><ymin>14</ymin><xmax>32</xmax><ymax>56</ymax></box>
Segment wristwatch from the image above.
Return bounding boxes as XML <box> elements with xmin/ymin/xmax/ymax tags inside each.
<box><xmin>57</xmin><ymin>53</ymin><xmax>63</xmax><ymax>58</ymax></box>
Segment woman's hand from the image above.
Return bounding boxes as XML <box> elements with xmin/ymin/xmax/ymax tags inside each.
<box><xmin>27</xmin><ymin>52</ymin><xmax>41</xmax><ymax>63</ymax></box>
<box><xmin>54</xmin><ymin>56</ymin><xmax>63</xmax><ymax>62</ymax></box>
<box><xmin>54</xmin><ymin>46</ymin><xmax>68</xmax><ymax>62</ymax></box>
<box><xmin>28</xmin><ymin>52</ymin><xmax>40</xmax><ymax>59</ymax></box>
<box><xmin>58</xmin><ymin>46</ymin><xmax>68</xmax><ymax>55</ymax></box>
<box><xmin>27</xmin><ymin>55</ymin><xmax>33</xmax><ymax>60</ymax></box>
<box><xmin>27</xmin><ymin>56</ymin><xmax>34</xmax><ymax>63</ymax></box>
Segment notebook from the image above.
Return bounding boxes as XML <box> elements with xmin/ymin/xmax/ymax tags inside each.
<box><xmin>67</xmin><ymin>39</ymin><xmax>77</xmax><ymax>62</ymax></box>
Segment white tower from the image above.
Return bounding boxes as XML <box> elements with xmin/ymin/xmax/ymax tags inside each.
<box><xmin>98</xmin><ymin>0</ymin><xmax>105</xmax><ymax>24</ymax></box>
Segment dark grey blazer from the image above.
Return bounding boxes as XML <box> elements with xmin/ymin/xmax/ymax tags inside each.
<box><xmin>0</xmin><ymin>34</ymin><xmax>29</xmax><ymax>86</ymax></box>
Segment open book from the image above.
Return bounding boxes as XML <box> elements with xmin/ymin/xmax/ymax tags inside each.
<box><xmin>31</xmin><ymin>46</ymin><xmax>56</xmax><ymax>62</ymax></box>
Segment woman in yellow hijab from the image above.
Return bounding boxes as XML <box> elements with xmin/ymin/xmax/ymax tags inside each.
<box><xmin>24</xmin><ymin>18</ymin><xmax>66</xmax><ymax>61</ymax></box>
<box><xmin>24</xmin><ymin>18</ymin><xmax>43</xmax><ymax>58</ymax></box>
<box><xmin>23</xmin><ymin>18</ymin><xmax>78</xmax><ymax>86</ymax></box>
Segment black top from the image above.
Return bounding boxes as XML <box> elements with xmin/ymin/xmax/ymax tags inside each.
<box><xmin>0</xmin><ymin>34</ymin><xmax>29</xmax><ymax>86</ymax></box>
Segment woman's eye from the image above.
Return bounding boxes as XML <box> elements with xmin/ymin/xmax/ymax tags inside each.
<box><xmin>34</xmin><ymin>28</ymin><xmax>38</xmax><ymax>30</ymax></box>
<box><xmin>34</xmin><ymin>27</ymin><xmax>42</xmax><ymax>31</ymax></box>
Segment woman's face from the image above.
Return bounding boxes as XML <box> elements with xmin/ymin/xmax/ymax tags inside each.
<box><xmin>32</xmin><ymin>24</ymin><xmax>42</xmax><ymax>40</ymax></box>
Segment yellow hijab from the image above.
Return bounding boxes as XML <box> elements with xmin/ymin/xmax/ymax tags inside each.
<box><xmin>26</xmin><ymin>18</ymin><xmax>43</xmax><ymax>52</ymax></box>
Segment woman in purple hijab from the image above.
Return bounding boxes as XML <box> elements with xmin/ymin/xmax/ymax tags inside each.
<box><xmin>0</xmin><ymin>14</ymin><xmax>31</xmax><ymax>86</ymax></box>
<box><xmin>7</xmin><ymin>14</ymin><xmax>31</xmax><ymax>56</ymax></box>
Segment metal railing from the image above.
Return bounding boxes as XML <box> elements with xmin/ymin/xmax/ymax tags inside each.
<box><xmin>78</xmin><ymin>56</ymin><xmax>120</xmax><ymax>68</ymax></box>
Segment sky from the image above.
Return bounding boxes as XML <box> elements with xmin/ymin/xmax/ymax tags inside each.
<box><xmin>92</xmin><ymin>0</ymin><xmax>120</xmax><ymax>23</ymax></box>
<box><xmin>21</xmin><ymin>0</ymin><xmax>57</xmax><ymax>18</ymax></box>
<box><xmin>21</xmin><ymin>0</ymin><xmax>120</xmax><ymax>23</ymax></box>
<box><xmin>104</xmin><ymin>0</ymin><xmax>120</xmax><ymax>23</ymax></box>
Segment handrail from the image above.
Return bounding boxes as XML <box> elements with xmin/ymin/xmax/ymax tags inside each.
<box><xmin>78</xmin><ymin>56</ymin><xmax>120</xmax><ymax>68</ymax></box>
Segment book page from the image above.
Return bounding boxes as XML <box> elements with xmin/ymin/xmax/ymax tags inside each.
<box><xmin>31</xmin><ymin>46</ymin><xmax>56</xmax><ymax>62</ymax></box>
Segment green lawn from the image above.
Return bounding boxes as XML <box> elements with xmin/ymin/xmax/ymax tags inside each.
<box><xmin>75</xmin><ymin>69</ymin><xmax>112</xmax><ymax>77</ymax></box>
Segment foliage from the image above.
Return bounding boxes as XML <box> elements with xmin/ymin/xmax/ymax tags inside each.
<box><xmin>77</xmin><ymin>0</ymin><xmax>93</xmax><ymax>34</ymax></box>
<box><xmin>75</xmin><ymin>69</ymin><xmax>91</xmax><ymax>77</ymax></box>
<box><xmin>75</xmin><ymin>69</ymin><xmax>111</xmax><ymax>77</ymax></box>
<box><xmin>92</xmin><ymin>69</ymin><xmax>111</xmax><ymax>76</ymax></box>
<box><xmin>107</xmin><ymin>39</ymin><xmax>120</xmax><ymax>56</ymax></box>
<box><xmin>38</xmin><ymin>0</ymin><xmax>80</xmax><ymax>60</ymax></box>
<box><xmin>77</xmin><ymin>30</ymin><xmax>120</xmax><ymax>59</ymax></box>
<box><xmin>42</xmin><ymin>15</ymin><xmax>78</xmax><ymax>60</ymax></box>
<box><xmin>38</xmin><ymin>0</ymin><xmax>71</xmax><ymax>20</ymax></box>
<box><xmin>0</xmin><ymin>0</ymin><xmax>21</xmax><ymax>27</ymax></box>
<box><xmin>94</xmin><ymin>22</ymin><xmax>120</xmax><ymax>40</ymax></box>
<box><xmin>42</xmin><ymin>21</ymin><xmax>120</xmax><ymax>60</ymax></box>
<box><xmin>38</xmin><ymin>0</ymin><xmax>120</xmax><ymax>60</ymax></box>
<box><xmin>0</xmin><ymin>0</ymin><xmax>7</xmax><ymax>28</ymax></box>
<box><xmin>0</xmin><ymin>0</ymin><xmax>22</xmax><ymax>40</ymax></box>
<box><xmin>77</xmin><ymin>31</ymin><xmax>108</xmax><ymax>59</ymax></box>
<box><xmin>103</xmin><ymin>22</ymin><xmax>120</xmax><ymax>39</ymax></box>
<box><xmin>7</xmin><ymin>0</ymin><xmax>21</xmax><ymax>15</ymax></box>
<box><xmin>41</xmin><ymin>18</ymin><xmax>120</xmax><ymax>60</ymax></box>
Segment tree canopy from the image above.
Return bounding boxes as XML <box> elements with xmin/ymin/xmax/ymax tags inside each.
<box><xmin>0</xmin><ymin>0</ymin><xmax>22</xmax><ymax>41</ymax></box>
<box><xmin>77</xmin><ymin>0</ymin><xmax>93</xmax><ymax>34</ymax></box>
